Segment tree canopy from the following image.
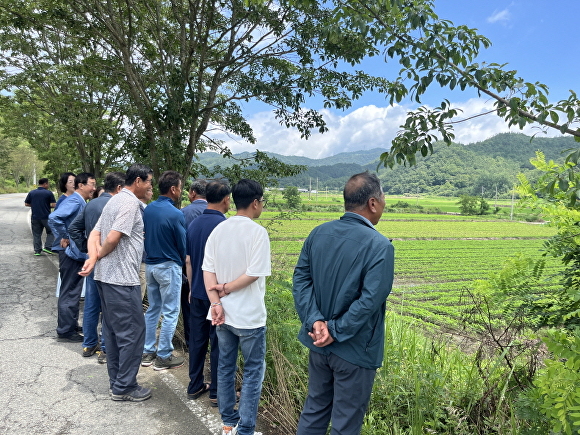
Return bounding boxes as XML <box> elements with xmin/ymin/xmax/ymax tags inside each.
<box><xmin>0</xmin><ymin>0</ymin><xmax>578</xmax><ymax>183</ymax></box>
<box><xmin>0</xmin><ymin>0</ymin><xmax>392</xmax><ymax>181</ymax></box>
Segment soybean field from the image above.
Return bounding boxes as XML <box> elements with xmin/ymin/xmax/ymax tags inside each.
<box><xmin>260</xmin><ymin>210</ymin><xmax>560</xmax><ymax>331</ymax></box>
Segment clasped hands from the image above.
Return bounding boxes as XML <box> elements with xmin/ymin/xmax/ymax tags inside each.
<box><xmin>309</xmin><ymin>320</ymin><xmax>334</xmax><ymax>347</ymax></box>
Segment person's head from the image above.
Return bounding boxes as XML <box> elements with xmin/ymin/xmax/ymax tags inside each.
<box><xmin>188</xmin><ymin>179</ymin><xmax>208</xmax><ymax>202</ymax></box>
<box><xmin>206</xmin><ymin>180</ymin><xmax>231</xmax><ymax>213</ymax></box>
<box><xmin>103</xmin><ymin>171</ymin><xmax>126</xmax><ymax>195</ymax></box>
<box><xmin>93</xmin><ymin>186</ymin><xmax>105</xmax><ymax>199</ymax></box>
<box><xmin>75</xmin><ymin>172</ymin><xmax>97</xmax><ymax>200</ymax></box>
<box><xmin>125</xmin><ymin>163</ymin><xmax>153</xmax><ymax>200</ymax></box>
<box><xmin>143</xmin><ymin>186</ymin><xmax>153</xmax><ymax>204</ymax></box>
<box><xmin>232</xmin><ymin>179</ymin><xmax>264</xmax><ymax>218</ymax></box>
<box><xmin>158</xmin><ymin>171</ymin><xmax>183</xmax><ymax>202</ymax></box>
<box><xmin>59</xmin><ymin>172</ymin><xmax>76</xmax><ymax>195</ymax></box>
<box><xmin>38</xmin><ymin>178</ymin><xmax>49</xmax><ymax>187</ymax></box>
<box><xmin>343</xmin><ymin>172</ymin><xmax>385</xmax><ymax>225</ymax></box>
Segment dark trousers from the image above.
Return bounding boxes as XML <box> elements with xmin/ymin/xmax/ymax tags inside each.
<box><xmin>97</xmin><ymin>281</ymin><xmax>145</xmax><ymax>395</ymax></box>
<box><xmin>187</xmin><ymin>297</ymin><xmax>218</xmax><ymax>400</ymax></box>
<box><xmin>56</xmin><ymin>251</ymin><xmax>84</xmax><ymax>336</ymax></box>
<box><xmin>296</xmin><ymin>351</ymin><xmax>376</xmax><ymax>435</ymax></box>
<box><xmin>31</xmin><ymin>219</ymin><xmax>54</xmax><ymax>253</ymax></box>
<box><xmin>180</xmin><ymin>267</ymin><xmax>190</xmax><ymax>344</ymax></box>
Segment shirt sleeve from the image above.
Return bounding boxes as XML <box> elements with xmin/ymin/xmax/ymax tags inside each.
<box><xmin>110</xmin><ymin>201</ymin><xmax>138</xmax><ymax>236</ymax></box>
<box><xmin>48</xmin><ymin>195</ymin><xmax>80</xmax><ymax>240</ymax></box>
<box><xmin>246</xmin><ymin>228</ymin><xmax>271</xmax><ymax>277</ymax></box>
<box><xmin>201</xmin><ymin>232</ymin><xmax>216</xmax><ymax>273</ymax></box>
<box><xmin>292</xmin><ymin>236</ymin><xmax>326</xmax><ymax>333</ymax></box>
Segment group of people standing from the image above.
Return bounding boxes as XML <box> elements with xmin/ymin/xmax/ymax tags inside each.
<box><xmin>26</xmin><ymin>167</ymin><xmax>395</xmax><ymax>435</ymax></box>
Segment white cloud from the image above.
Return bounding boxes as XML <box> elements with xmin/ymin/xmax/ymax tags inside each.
<box><xmin>487</xmin><ymin>9</ymin><xmax>511</xmax><ymax>23</ymax></box>
<box><xmin>208</xmin><ymin>99</ymin><xmax>568</xmax><ymax>159</ymax></box>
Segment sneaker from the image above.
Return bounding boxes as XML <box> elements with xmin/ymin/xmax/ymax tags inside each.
<box><xmin>42</xmin><ymin>248</ymin><xmax>54</xmax><ymax>254</ymax></box>
<box><xmin>222</xmin><ymin>425</ymin><xmax>238</xmax><ymax>435</ymax></box>
<box><xmin>82</xmin><ymin>344</ymin><xmax>100</xmax><ymax>357</ymax></box>
<box><xmin>141</xmin><ymin>352</ymin><xmax>157</xmax><ymax>367</ymax></box>
<box><xmin>111</xmin><ymin>385</ymin><xmax>152</xmax><ymax>402</ymax></box>
<box><xmin>153</xmin><ymin>354</ymin><xmax>185</xmax><ymax>371</ymax></box>
<box><xmin>34</xmin><ymin>252</ymin><xmax>42</xmax><ymax>256</ymax></box>
<box><xmin>97</xmin><ymin>351</ymin><xmax>107</xmax><ymax>364</ymax></box>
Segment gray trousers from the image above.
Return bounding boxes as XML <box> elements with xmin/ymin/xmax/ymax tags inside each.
<box><xmin>96</xmin><ymin>281</ymin><xmax>145</xmax><ymax>395</ymax></box>
<box><xmin>56</xmin><ymin>251</ymin><xmax>84</xmax><ymax>336</ymax></box>
<box><xmin>297</xmin><ymin>351</ymin><xmax>376</xmax><ymax>435</ymax></box>
<box><xmin>31</xmin><ymin>219</ymin><xmax>54</xmax><ymax>253</ymax></box>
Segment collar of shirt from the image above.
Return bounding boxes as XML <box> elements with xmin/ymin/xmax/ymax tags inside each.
<box><xmin>342</xmin><ymin>211</ymin><xmax>375</xmax><ymax>228</ymax></box>
<box><xmin>156</xmin><ymin>195</ymin><xmax>175</xmax><ymax>206</ymax></box>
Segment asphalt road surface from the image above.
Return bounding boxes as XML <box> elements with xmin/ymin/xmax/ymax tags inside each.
<box><xmin>0</xmin><ymin>193</ymin><xmax>228</xmax><ymax>435</ymax></box>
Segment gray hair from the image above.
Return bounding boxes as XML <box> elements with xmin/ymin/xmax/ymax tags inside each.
<box><xmin>343</xmin><ymin>172</ymin><xmax>383</xmax><ymax>211</ymax></box>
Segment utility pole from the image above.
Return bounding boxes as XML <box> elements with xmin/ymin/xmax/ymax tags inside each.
<box><xmin>510</xmin><ymin>185</ymin><xmax>515</xmax><ymax>221</ymax></box>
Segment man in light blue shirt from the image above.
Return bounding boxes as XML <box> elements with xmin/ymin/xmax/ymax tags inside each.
<box><xmin>48</xmin><ymin>172</ymin><xmax>96</xmax><ymax>342</ymax></box>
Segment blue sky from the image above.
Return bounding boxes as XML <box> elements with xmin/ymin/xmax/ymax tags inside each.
<box><xmin>214</xmin><ymin>1</ymin><xmax>579</xmax><ymax>158</ymax></box>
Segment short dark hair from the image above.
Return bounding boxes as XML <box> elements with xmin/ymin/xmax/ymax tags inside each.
<box><xmin>343</xmin><ymin>172</ymin><xmax>383</xmax><ymax>211</ymax></box>
<box><xmin>75</xmin><ymin>172</ymin><xmax>95</xmax><ymax>189</ymax></box>
<box><xmin>58</xmin><ymin>172</ymin><xmax>76</xmax><ymax>193</ymax></box>
<box><xmin>158</xmin><ymin>170</ymin><xmax>182</xmax><ymax>195</ymax></box>
<box><xmin>103</xmin><ymin>172</ymin><xmax>126</xmax><ymax>193</ymax></box>
<box><xmin>232</xmin><ymin>179</ymin><xmax>263</xmax><ymax>210</ymax></box>
<box><xmin>206</xmin><ymin>180</ymin><xmax>231</xmax><ymax>204</ymax></box>
<box><xmin>190</xmin><ymin>179</ymin><xmax>208</xmax><ymax>196</ymax></box>
<box><xmin>125</xmin><ymin>163</ymin><xmax>153</xmax><ymax>186</ymax></box>
<box><xmin>38</xmin><ymin>178</ymin><xmax>49</xmax><ymax>185</ymax></box>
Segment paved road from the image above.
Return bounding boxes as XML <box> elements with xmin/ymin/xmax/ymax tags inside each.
<box><xmin>0</xmin><ymin>193</ymin><xmax>223</xmax><ymax>435</ymax></box>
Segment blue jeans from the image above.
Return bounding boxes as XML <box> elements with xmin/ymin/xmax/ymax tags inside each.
<box><xmin>216</xmin><ymin>324</ymin><xmax>266</xmax><ymax>435</ymax></box>
<box><xmin>143</xmin><ymin>261</ymin><xmax>182</xmax><ymax>359</ymax></box>
<box><xmin>82</xmin><ymin>272</ymin><xmax>106</xmax><ymax>351</ymax></box>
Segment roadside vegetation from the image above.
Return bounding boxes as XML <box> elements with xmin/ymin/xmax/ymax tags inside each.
<box><xmin>258</xmin><ymin>193</ymin><xmax>575</xmax><ymax>435</ymax></box>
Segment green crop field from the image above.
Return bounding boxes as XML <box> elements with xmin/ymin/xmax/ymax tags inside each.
<box><xmin>260</xmin><ymin>205</ymin><xmax>561</xmax><ymax>332</ymax></box>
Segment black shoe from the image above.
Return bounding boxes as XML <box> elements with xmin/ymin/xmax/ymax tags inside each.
<box><xmin>58</xmin><ymin>332</ymin><xmax>84</xmax><ymax>342</ymax></box>
<box><xmin>82</xmin><ymin>344</ymin><xmax>100</xmax><ymax>357</ymax></box>
<box><xmin>97</xmin><ymin>351</ymin><xmax>107</xmax><ymax>364</ymax></box>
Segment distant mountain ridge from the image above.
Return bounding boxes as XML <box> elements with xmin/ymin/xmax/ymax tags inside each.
<box><xmin>197</xmin><ymin>133</ymin><xmax>579</xmax><ymax>195</ymax></box>
<box><xmin>196</xmin><ymin>148</ymin><xmax>386</xmax><ymax>168</ymax></box>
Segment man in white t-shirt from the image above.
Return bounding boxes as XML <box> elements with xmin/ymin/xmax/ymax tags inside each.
<box><xmin>203</xmin><ymin>179</ymin><xmax>271</xmax><ymax>435</ymax></box>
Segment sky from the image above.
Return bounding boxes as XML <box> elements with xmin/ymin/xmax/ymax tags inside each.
<box><xmin>211</xmin><ymin>0</ymin><xmax>580</xmax><ymax>159</ymax></box>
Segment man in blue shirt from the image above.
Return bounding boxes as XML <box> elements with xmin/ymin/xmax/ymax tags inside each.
<box><xmin>25</xmin><ymin>178</ymin><xmax>56</xmax><ymax>255</ymax></box>
<box><xmin>185</xmin><ymin>180</ymin><xmax>231</xmax><ymax>405</ymax></box>
<box><xmin>142</xmin><ymin>170</ymin><xmax>187</xmax><ymax>370</ymax></box>
<box><xmin>182</xmin><ymin>179</ymin><xmax>208</xmax><ymax>228</ymax></box>
<box><xmin>180</xmin><ymin>179</ymin><xmax>208</xmax><ymax>346</ymax></box>
<box><xmin>69</xmin><ymin>171</ymin><xmax>126</xmax><ymax>360</ymax></box>
<box><xmin>48</xmin><ymin>172</ymin><xmax>96</xmax><ymax>342</ymax></box>
<box><xmin>293</xmin><ymin>172</ymin><xmax>395</xmax><ymax>435</ymax></box>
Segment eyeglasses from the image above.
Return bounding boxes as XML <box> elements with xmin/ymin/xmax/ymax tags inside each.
<box><xmin>257</xmin><ymin>198</ymin><xmax>268</xmax><ymax>207</ymax></box>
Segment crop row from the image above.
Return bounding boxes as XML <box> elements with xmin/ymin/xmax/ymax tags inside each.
<box><xmin>262</xmin><ymin>218</ymin><xmax>556</xmax><ymax>239</ymax></box>
<box><xmin>266</xmin><ymin>213</ymin><xmax>561</xmax><ymax>330</ymax></box>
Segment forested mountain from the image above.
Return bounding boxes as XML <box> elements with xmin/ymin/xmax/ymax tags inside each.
<box><xmin>197</xmin><ymin>133</ymin><xmax>578</xmax><ymax>197</ymax></box>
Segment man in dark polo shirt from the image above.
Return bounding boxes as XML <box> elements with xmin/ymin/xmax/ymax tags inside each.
<box><xmin>25</xmin><ymin>178</ymin><xmax>56</xmax><ymax>256</ymax></box>
<box><xmin>185</xmin><ymin>179</ymin><xmax>230</xmax><ymax>405</ymax></box>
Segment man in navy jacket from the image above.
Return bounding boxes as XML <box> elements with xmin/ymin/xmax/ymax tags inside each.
<box><xmin>293</xmin><ymin>172</ymin><xmax>395</xmax><ymax>435</ymax></box>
